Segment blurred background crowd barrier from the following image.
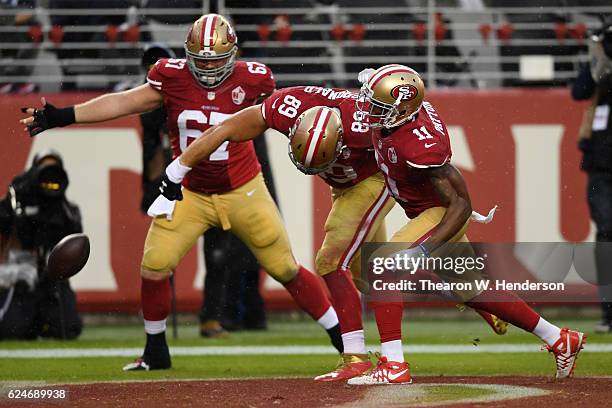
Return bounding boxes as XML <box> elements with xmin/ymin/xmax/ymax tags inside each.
<box><xmin>1</xmin><ymin>0</ymin><xmax>611</xmax><ymax>93</ymax></box>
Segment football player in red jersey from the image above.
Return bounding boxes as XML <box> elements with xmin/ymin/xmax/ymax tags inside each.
<box><xmin>345</xmin><ymin>65</ymin><xmax>586</xmax><ymax>384</ymax></box>
<box><xmin>20</xmin><ymin>14</ymin><xmax>343</xmax><ymax>371</ymax></box>
<box><xmin>154</xmin><ymin>85</ymin><xmax>508</xmax><ymax>382</ymax></box>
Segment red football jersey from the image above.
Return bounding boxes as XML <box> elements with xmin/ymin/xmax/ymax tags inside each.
<box><xmin>261</xmin><ymin>86</ymin><xmax>379</xmax><ymax>188</ymax></box>
<box><xmin>147</xmin><ymin>58</ymin><xmax>275</xmax><ymax>193</ymax></box>
<box><xmin>372</xmin><ymin>101</ymin><xmax>453</xmax><ymax>218</ymax></box>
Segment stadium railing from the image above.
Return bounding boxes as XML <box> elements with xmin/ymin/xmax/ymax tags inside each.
<box><xmin>0</xmin><ymin>2</ymin><xmax>610</xmax><ymax>91</ymax></box>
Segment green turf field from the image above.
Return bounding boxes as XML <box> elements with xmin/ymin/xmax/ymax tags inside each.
<box><xmin>0</xmin><ymin>317</ymin><xmax>610</xmax><ymax>383</ymax></box>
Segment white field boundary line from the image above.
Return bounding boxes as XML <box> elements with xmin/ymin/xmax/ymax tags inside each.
<box><xmin>0</xmin><ymin>343</ymin><xmax>611</xmax><ymax>358</ymax></box>
<box><xmin>0</xmin><ymin>376</ymin><xmax>311</xmax><ymax>388</ymax></box>
<box><xmin>3</xmin><ymin>376</ymin><xmax>612</xmax><ymax>388</ymax></box>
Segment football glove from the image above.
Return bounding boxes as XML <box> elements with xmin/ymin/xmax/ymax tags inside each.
<box><xmin>21</xmin><ymin>101</ymin><xmax>75</xmax><ymax>137</ymax></box>
<box><xmin>358</xmin><ymin>68</ymin><xmax>376</xmax><ymax>84</ymax></box>
<box><xmin>158</xmin><ymin>174</ymin><xmax>183</xmax><ymax>201</ymax></box>
<box><xmin>157</xmin><ymin>158</ymin><xmax>191</xmax><ymax>201</ymax></box>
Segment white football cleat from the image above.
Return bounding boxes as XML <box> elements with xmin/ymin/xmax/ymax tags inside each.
<box><xmin>347</xmin><ymin>355</ymin><xmax>412</xmax><ymax>385</ymax></box>
<box><xmin>545</xmin><ymin>327</ymin><xmax>586</xmax><ymax>379</ymax></box>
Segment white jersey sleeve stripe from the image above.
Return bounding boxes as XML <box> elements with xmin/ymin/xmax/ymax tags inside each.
<box><xmin>147</xmin><ymin>78</ymin><xmax>162</xmax><ymax>89</ymax></box>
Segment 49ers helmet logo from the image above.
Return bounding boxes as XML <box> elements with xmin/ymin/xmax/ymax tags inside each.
<box><xmin>227</xmin><ymin>24</ymin><xmax>236</xmax><ymax>43</ymax></box>
<box><xmin>390</xmin><ymin>84</ymin><xmax>418</xmax><ymax>101</ymax></box>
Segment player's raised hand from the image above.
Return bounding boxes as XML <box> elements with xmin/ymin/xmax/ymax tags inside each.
<box><xmin>20</xmin><ymin>97</ymin><xmax>75</xmax><ymax>137</ymax></box>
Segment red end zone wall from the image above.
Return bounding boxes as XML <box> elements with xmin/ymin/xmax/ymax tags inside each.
<box><xmin>0</xmin><ymin>90</ymin><xmax>593</xmax><ymax>313</ymax></box>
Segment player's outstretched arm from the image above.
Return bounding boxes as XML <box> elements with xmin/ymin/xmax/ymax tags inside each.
<box><xmin>422</xmin><ymin>164</ymin><xmax>473</xmax><ymax>252</ymax></box>
<box><xmin>179</xmin><ymin>105</ymin><xmax>268</xmax><ymax>168</ymax></box>
<box><xmin>20</xmin><ymin>84</ymin><xmax>162</xmax><ymax>136</ymax></box>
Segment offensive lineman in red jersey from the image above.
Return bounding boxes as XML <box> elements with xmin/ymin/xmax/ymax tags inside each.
<box><xmin>19</xmin><ymin>14</ymin><xmax>343</xmax><ymax>371</ymax></box>
<box><xmin>153</xmin><ymin>85</ymin><xmax>508</xmax><ymax>382</ymax></box>
<box><xmin>346</xmin><ymin>64</ymin><xmax>586</xmax><ymax>384</ymax></box>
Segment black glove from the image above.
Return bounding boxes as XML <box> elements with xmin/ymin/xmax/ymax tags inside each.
<box><xmin>21</xmin><ymin>102</ymin><xmax>75</xmax><ymax>137</ymax></box>
<box><xmin>159</xmin><ymin>174</ymin><xmax>183</xmax><ymax>201</ymax></box>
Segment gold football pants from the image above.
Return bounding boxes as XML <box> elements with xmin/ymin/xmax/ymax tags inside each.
<box><xmin>316</xmin><ymin>173</ymin><xmax>395</xmax><ymax>287</ymax></box>
<box><xmin>141</xmin><ymin>173</ymin><xmax>297</xmax><ymax>283</ymax></box>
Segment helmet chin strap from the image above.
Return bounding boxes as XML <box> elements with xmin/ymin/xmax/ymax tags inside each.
<box><xmin>384</xmin><ymin>95</ymin><xmax>404</xmax><ymax>127</ymax></box>
<box><xmin>384</xmin><ymin>97</ymin><xmax>422</xmax><ymax>129</ymax></box>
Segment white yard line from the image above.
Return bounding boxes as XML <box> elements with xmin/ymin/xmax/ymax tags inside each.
<box><xmin>0</xmin><ymin>343</ymin><xmax>611</xmax><ymax>358</ymax></box>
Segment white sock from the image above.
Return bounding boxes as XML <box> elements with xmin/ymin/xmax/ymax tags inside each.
<box><xmin>342</xmin><ymin>330</ymin><xmax>366</xmax><ymax>355</ymax></box>
<box><xmin>532</xmin><ymin>317</ymin><xmax>561</xmax><ymax>347</ymax></box>
<box><xmin>317</xmin><ymin>306</ymin><xmax>339</xmax><ymax>330</ymax></box>
<box><xmin>380</xmin><ymin>340</ymin><xmax>404</xmax><ymax>362</ymax></box>
<box><xmin>144</xmin><ymin>318</ymin><xmax>167</xmax><ymax>335</ymax></box>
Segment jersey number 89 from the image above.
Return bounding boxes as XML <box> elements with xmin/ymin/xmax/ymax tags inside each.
<box><xmin>278</xmin><ymin>95</ymin><xmax>301</xmax><ymax>118</ymax></box>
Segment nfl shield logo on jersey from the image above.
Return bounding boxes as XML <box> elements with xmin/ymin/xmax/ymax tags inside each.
<box><xmin>388</xmin><ymin>147</ymin><xmax>397</xmax><ymax>163</ymax></box>
<box><xmin>232</xmin><ymin>86</ymin><xmax>246</xmax><ymax>105</ymax></box>
<box><xmin>207</xmin><ymin>91</ymin><xmax>215</xmax><ymax>100</ymax></box>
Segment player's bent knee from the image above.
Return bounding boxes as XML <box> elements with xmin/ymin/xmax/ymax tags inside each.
<box><xmin>315</xmin><ymin>248</ymin><xmax>341</xmax><ymax>277</ymax></box>
<box><xmin>265</xmin><ymin>259</ymin><xmax>298</xmax><ymax>284</ymax></box>
<box><xmin>315</xmin><ymin>257</ymin><xmax>335</xmax><ymax>277</ymax></box>
<box><xmin>140</xmin><ymin>268</ymin><xmax>171</xmax><ymax>280</ymax></box>
<box><xmin>141</xmin><ymin>247</ymin><xmax>176</xmax><ymax>277</ymax></box>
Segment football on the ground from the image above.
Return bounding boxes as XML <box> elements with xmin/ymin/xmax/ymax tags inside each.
<box><xmin>47</xmin><ymin>233</ymin><xmax>90</xmax><ymax>280</ymax></box>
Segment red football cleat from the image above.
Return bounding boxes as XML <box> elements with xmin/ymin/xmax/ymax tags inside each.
<box><xmin>347</xmin><ymin>355</ymin><xmax>412</xmax><ymax>385</ymax></box>
<box><xmin>314</xmin><ymin>353</ymin><xmax>371</xmax><ymax>382</ymax></box>
<box><xmin>545</xmin><ymin>328</ymin><xmax>586</xmax><ymax>379</ymax></box>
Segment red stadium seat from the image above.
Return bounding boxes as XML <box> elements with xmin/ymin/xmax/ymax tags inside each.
<box><xmin>496</xmin><ymin>23</ymin><xmax>513</xmax><ymax>44</ymax></box>
<box><xmin>349</xmin><ymin>23</ymin><xmax>366</xmax><ymax>43</ymax></box>
<box><xmin>28</xmin><ymin>24</ymin><xmax>43</xmax><ymax>44</ymax></box>
<box><xmin>331</xmin><ymin>23</ymin><xmax>345</xmax><ymax>42</ymax></box>
<box><xmin>434</xmin><ymin>13</ymin><xmax>447</xmax><ymax>42</ymax></box>
<box><xmin>554</xmin><ymin>21</ymin><xmax>567</xmax><ymax>44</ymax></box>
<box><xmin>413</xmin><ymin>21</ymin><xmax>426</xmax><ymax>44</ymax></box>
<box><xmin>479</xmin><ymin>23</ymin><xmax>492</xmax><ymax>44</ymax></box>
<box><xmin>274</xmin><ymin>15</ymin><xmax>292</xmax><ymax>43</ymax></box>
<box><xmin>570</xmin><ymin>23</ymin><xmax>587</xmax><ymax>43</ymax></box>
<box><xmin>48</xmin><ymin>25</ymin><xmax>64</xmax><ymax>46</ymax></box>
<box><xmin>257</xmin><ymin>23</ymin><xmax>271</xmax><ymax>43</ymax></box>
<box><xmin>123</xmin><ymin>24</ymin><xmax>140</xmax><ymax>44</ymax></box>
<box><xmin>105</xmin><ymin>24</ymin><xmax>119</xmax><ymax>45</ymax></box>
